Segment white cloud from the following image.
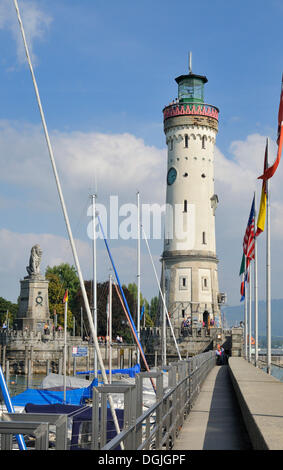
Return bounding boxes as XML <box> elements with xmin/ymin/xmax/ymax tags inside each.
<box><xmin>214</xmin><ymin>133</ymin><xmax>283</xmax><ymax>305</ymax></box>
<box><xmin>1</xmin><ymin>121</ymin><xmax>283</xmax><ymax>307</ymax></box>
<box><xmin>0</xmin><ymin>121</ymin><xmax>166</xmax><ymax>211</ymax></box>
<box><xmin>0</xmin><ymin>0</ymin><xmax>52</xmax><ymax>65</ymax></box>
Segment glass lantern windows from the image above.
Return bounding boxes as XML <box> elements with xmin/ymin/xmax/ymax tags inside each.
<box><xmin>178</xmin><ymin>77</ymin><xmax>204</xmax><ymax>103</ymax></box>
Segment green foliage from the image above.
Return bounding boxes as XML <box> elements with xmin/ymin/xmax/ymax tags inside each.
<box><xmin>127</xmin><ymin>283</ymin><xmax>153</xmax><ymax>327</ymax></box>
<box><xmin>73</xmin><ymin>281</ymin><xmax>137</xmax><ymax>343</ymax></box>
<box><xmin>149</xmin><ymin>296</ymin><xmax>159</xmax><ymax>324</ymax></box>
<box><xmin>45</xmin><ymin>269</ymin><xmax>75</xmax><ymax>329</ymax></box>
<box><xmin>45</xmin><ymin>263</ymin><xmax>80</xmax><ymax>312</ymax></box>
<box><xmin>0</xmin><ymin>297</ymin><xmax>18</xmax><ymax>327</ymax></box>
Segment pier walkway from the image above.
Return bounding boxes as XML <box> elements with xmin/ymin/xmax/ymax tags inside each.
<box><xmin>174</xmin><ymin>357</ymin><xmax>283</xmax><ymax>451</ymax></box>
<box><xmin>174</xmin><ymin>364</ymin><xmax>251</xmax><ymax>450</ymax></box>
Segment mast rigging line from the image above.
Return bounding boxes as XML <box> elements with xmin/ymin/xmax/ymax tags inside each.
<box><xmin>141</xmin><ymin>226</ymin><xmax>182</xmax><ymax>360</ymax></box>
<box><xmin>113</xmin><ymin>282</ymin><xmax>156</xmax><ymax>393</ymax></box>
<box><xmin>97</xmin><ymin>216</ymin><xmax>156</xmax><ymax>393</ymax></box>
<box><xmin>13</xmin><ymin>0</ymin><xmax>123</xmax><ymax>446</ymax></box>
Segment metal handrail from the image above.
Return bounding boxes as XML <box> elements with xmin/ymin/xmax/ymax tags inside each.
<box><xmin>102</xmin><ymin>351</ymin><xmax>216</xmax><ymax>450</ymax></box>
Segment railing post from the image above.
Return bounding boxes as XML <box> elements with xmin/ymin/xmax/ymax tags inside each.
<box><xmin>34</xmin><ymin>423</ymin><xmax>49</xmax><ymax>450</ymax></box>
<box><xmin>135</xmin><ymin>374</ymin><xmax>143</xmax><ymax>449</ymax></box>
<box><xmin>95</xmin><ymin>384</ymin><xmax>136</xmax><ymax>450</ymax></box>
<box><xmin>91</xmin><ymin>387</ymin><xmax>100</xmax><ymax>450</ymax></box>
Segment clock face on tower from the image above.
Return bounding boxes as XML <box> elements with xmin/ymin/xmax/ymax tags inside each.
<box><xmin>167</xmin><ymin>167</ymin><xmax>177</xmax><ymax>185</ymax></box>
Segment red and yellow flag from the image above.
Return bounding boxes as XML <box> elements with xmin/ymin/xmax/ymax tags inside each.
<box><xmin>256</xmin><ymin>140</ymin><xmax>268</xmax><ymax>236</ymax></box>
<box><xmin>259</xmin><ymin>76</ymin><xmax>283</xmax><ymax>181</ymax></box>
<box><xmin>63</xmin><ymin>290</ymin><xmax>68</xmax><ymax>303</ymax></box>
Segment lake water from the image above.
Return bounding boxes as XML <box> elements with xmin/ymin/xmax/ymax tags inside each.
<box><xmin>7</xmin><ymin>374</ymin><xmax>46</xmax><ymax>397</ymax></box>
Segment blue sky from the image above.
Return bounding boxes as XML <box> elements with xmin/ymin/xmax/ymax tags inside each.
<box><xmin>0</xmin><ymin>0</ymin><xmax>283</xmax><ymax>310</ymax></box>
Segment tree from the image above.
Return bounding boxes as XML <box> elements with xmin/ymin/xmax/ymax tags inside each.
<box><xmin>45</xmin><ymin>263</ymin><xmax>80</xmax><ymax>312</ymax></box>
<box><xmin>73</xmin><ymin>281</ymin><xmax>137</xmax><ymax>343</ymax></box>
<box><xmin>0</xmin><ymin>297</ymin><xmax>18</xmax><ymax>328</ymax></box>
<box><xmin>45</xmin><ymin>272</ymin><xmax>73</xmax><ymax>329</ymax></box>
<box><xmin>127</xmin><ymin>283</ymin><xmax>153</xmax><ymax>327</ymax></box>
<box><xmin>150</xmin><ymin>296</ymin><xmax>159</xmax><ymax>325</ymax></box>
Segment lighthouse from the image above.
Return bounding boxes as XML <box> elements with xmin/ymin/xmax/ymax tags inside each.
<box><xmin>161</xmin><ymin>57</ymin><xmax>222</xmax><ymax>329</ymax></box>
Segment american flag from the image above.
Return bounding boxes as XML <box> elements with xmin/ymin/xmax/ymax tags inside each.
<box><xmin>243</xmin><ymin>196</ymin><xmax>255</xmax><ymax>261</ymax></box>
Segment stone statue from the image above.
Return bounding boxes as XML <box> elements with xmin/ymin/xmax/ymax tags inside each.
<box><xmin>26</xmin><ymin>244</ymin><xmax>42</xmax><ymax>277</ymax></box>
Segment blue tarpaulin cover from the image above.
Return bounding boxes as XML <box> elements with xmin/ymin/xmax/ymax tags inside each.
<box><xmin>76</xmin><ymin>363</ymin><xmax>141</xmax><ymax>378</ymax></box>
<box><xmin>24</xmin><ymin>403</ymin><xmax>124</xmax><ymax>450</ymax></box>
<box><xmin>11</xmin><ymin>378</ymin><xmax>98</xmax><ymax>407</ymax></box>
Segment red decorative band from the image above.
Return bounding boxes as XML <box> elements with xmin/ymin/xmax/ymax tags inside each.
<box><xmin>163</xmin><ymin>103</ymin><xmax>219</xmax><ymax>121</ymax></box>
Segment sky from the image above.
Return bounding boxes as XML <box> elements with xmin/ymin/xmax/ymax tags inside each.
<box><xmin>0</xmin><ymin>0</ymin><xmax>283</xmax><ymax>308</ymax></box>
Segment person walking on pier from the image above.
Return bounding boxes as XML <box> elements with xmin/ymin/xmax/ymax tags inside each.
<box><xmin>216</xmin><ymin>344</ymin><xmax>225</xmax><ymax>365</ymax></box>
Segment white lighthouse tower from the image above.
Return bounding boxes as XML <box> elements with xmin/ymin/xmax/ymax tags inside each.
<box><xmin>162</xmin><ymin>57</ymin><xmax>221</xmax><ymax>329</ymax></box>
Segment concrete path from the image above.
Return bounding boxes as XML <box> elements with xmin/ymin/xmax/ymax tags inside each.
<box><xmin>174</xmin><ymin>365</ymin><xmax>252</xmax><ymax>450</ymax></box>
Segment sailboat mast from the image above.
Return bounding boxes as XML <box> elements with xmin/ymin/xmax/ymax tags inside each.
<box><xmin>12</xmin><ymin>0</ymin><xmax>123</xmax><ymax>443</ymax></box>
<box><xmin>162</xmin><ymin>258</ymin><xmax>166</xmax><ymax>366</ymax></box>
<box><xmin>63</xmin><ymin>295</ymin><xmax>68</xmax><ymax>403</ymax></box>
<box><xmin>109</xmin><ymin>274</ymin><xmax>112</xmax><ymax>384</ymax></box>
<box><xmin>137</xmin><ymin>191</ymin><xmax>141</xmax><ymax>365</ymax></box>
<box><xmin>92</xmin><ymin>194</ymin><xmax>98</xmax><ymax>379</ymax></box>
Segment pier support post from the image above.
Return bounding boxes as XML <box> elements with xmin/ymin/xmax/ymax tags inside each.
<box><xmin>5</xmin><ymin>360</ymin><xmax>10</xmax><ymax>388</ymax></box>
<box><xmin>58</xmin><ymin>354</ymin><xmax>63</xmax><ymax>375</ymax></box>
<box><xmin>2</xmin><ymin>346</ymin><xmax>6</xmax><ymax>373</ymax></box>
<box><xmin>24</xmin><ymin>345</ymin><xmax>29</xmax><ymax>375</ymax></box>
<box><xmin>46</xmin><ymin>360</ymin><xmax>50</xmax><ymax>376</ymax></box>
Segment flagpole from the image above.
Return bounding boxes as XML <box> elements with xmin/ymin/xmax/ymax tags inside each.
<box><xmin>249</xmin><ymin>265</ymin><xmax>252</xmax><ymax>363</ymax></box>
<box><xmin>63</xmin><ymin>295</ymin><xmax>68</xmax><ymax>403</ymax></box>
<box><xmin>244</xmin><ymin>288</ymin><xmax>248</xmax><ymax>360</ymax></box>
<box><xmin>266</xmin><ymin>141</ymin><xmax>271</xmax><ymax>374</ymax></box>
<box><xmin>254</xmin><ymin>191</ymin><xmax>258</xmax><ymax>367</ymax></box>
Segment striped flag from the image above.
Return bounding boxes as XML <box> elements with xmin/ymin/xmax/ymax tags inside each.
<box><xmin>243</xmin><ymin>196</ymin><xmax>255</xmax><ymax>262</ymax></box>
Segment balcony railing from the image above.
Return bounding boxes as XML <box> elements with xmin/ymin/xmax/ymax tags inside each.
<box><xmin>163</xmin><ymin>102</ymin><xmax>219</xmax><ymax>121</ymax></box>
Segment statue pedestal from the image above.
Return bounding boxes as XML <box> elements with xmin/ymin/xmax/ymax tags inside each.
<box><xmin>17</xmin><ymin>276</ymin><xmax>50</xmax><ymax>332</ymax></box>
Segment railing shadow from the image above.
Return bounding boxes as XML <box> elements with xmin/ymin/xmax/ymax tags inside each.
<box><xmin>202</xmin><ymin>365</ymin><xmax>252</xmax><ymax>450</ymax></box>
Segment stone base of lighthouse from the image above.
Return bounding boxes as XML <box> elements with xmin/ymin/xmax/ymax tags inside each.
<box><xmin>162</xmin><ymin>250</ymin><xmax>221</xmax><ymax>329</ymax></box>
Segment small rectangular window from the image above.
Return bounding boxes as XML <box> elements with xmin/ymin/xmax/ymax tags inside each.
<box><xmin>202</xmin><ymin>136</ymin><xmax>206</xmax><ymax>149</ymax></box>
<box><xmin>179</xmin><ymin>276</ymin><xmax>188</xmax><ymax>290</ymax></box>
<box><xmin>202</xmin><ymin>231</ymin><xmax>206</xmax><ymax>244</ymax></box>
<box><xmin>185</xmin><ymin>134</ymin><xmax>188</xmax><ymax>148</ymax></box>
<box><xmin>202</xmin><ymin>277</ymin><xmax>209</xmax><ymax>291</ymax></box>
<box><xmin>184</xmin><ymin>200</ymin><xmax>188</xmax><ymax>213</ymax></box>
<box><xmin>170</xmin><ymin>140</ymin><xmax>173</xmax><ymax>151</ymax></box>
